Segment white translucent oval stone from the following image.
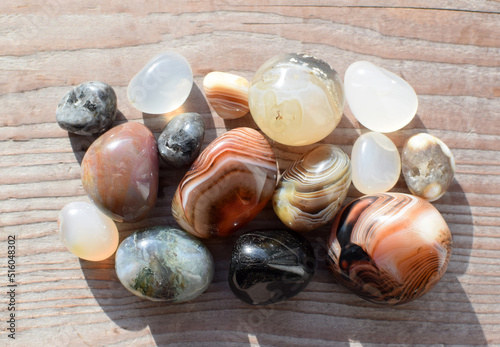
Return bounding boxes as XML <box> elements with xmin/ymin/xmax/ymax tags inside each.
<box><xmin>127</xmin><ymin>52</ymin><xmax>193</xmax><ymax>114</ymax></box>
<box><xmin>345</xmin><ymin>61</ymin><xmax>418</xmax><ymax>133</ymax></box>
<box><xmin>58</xmin><ymin>201</ymin><xmax>119</xmax><ymax>261</ymax></box>
<box><xmin>351</xmin><ymin>132</ymin><xmax>401</xmax><ymax>194</ymax></box>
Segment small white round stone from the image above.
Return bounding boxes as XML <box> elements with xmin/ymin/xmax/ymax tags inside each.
<box><xmin>58</xmin><ymin>201</ymin><xmax>119</xmax><ymax>261</ymax></box>
<box><xmin>127</xmin><ymin>52</ymin><xmax>193</xmax><ymax>114</ymax></box>
<box><xmin>351</xmin><ymin>132</ymin><xmax>401</xmax><ymax>194</ymax></box>
<box><xmin>344</xmin><ymin>61</ymin><xmax>418</xmax><ymax>133</ymax></box>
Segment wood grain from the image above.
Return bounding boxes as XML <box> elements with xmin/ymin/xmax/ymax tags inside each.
<box><xmin>1</xmin><ymin>1</ymin><xmax>499</xmax><ymax>346</ymax></box>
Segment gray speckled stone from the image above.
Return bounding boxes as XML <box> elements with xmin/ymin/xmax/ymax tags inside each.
<box><xmin>115</xmin><ymin>226</ymin><xmax>214</xmax><ymax>303</ymax></box>
<box><xmin>158</xmin><ymin>112</ymin><xmax>205</xmax><ymax>168</ymax></box>
<box><xmin>56</xmin><ymin>81</ymin><xmax>117</xmax><ymax>135</ymax></box>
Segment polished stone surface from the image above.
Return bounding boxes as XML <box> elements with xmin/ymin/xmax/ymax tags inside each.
<box><xmin>115</xmin><ymin>226</ymin><xmax>214</xmax><ymax>302</ymax></box>
<box><xmin>402</xmin><ymin>133</ymin><xmax>455</xmax><ymax>201</ymax></box>
<box><xmin>273</xmin><ymin>144</ymin><xmax>351</xmax><ymax>232</ymax></box>
<box><xmin>344</xmin><ymin>61</ymin><xmax>418</xmax><ymax>133</ymax></box>
<box><xmin>229</xmin><ymin>229</ymin><xmax>316</xmax><ymax>305</ymax></box>
<box><xmin>172</xmin><ymin>127</ymin><xmax>277</xmax><ymax>238</ymax></box>
<box><xmin>249</xmin><ymin>53</ymin><xmax>345</xmax><ymax>146</ymax></box>
<box><xmin>58</xmin><ymin>201</ymin><xmax>119</xmax><ymax>261</ymax></box>
<box><xmin>81</xmin><ymin>122</ymin><xmax>159</xmax><ymax>222</ymax></box>
<box><xmin>56</xmin><ymin>81</ymin><xmax>117</xmax><ymax>135</ymax></box>
<box><xmin>127</xmin><ymin>52</ymin><xmax>193</xmax><ymax>114</ymax></box>
<box><xmin>328</xmin><ymin>193</ymin><xmax>452</xmax><ymax>305</ymax></box>
<box><xmin>351</xmin><ymin>131</ymin><xmax>401</xmax><ymax>194</ymax></box>
<box><xmin>203</xmin><ymin>71</ymin><xmax>249</xmax><ymax>119</ymax></box>
<box><xmin>158</xmin><ymin>112</ymin><xmax>205</xmax><ymax>168</ymax></box>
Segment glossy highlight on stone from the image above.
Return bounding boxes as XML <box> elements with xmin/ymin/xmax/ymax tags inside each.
<box><xmin>158</xmin><ymin>112</ymin><xmax>205</xmax><ymax>168</ymax></box>
<box><xmin>56</xmin><ymin>81</ymin><xmax>117</xmax><ymax>135</ymax></box>
<box><xmin>172</xmin><ymin>127</ymin><xmax>277</xmax><ymax>238</ymax></box>
<box><xmin>203</xmin><ymin>71</ymin><xmax>250</xmax><ymax>119</ymax></box>
<box><xmin>273</xmin><ymin>145</ymin><xmax>351</xmax><ymax>232</ymax></box>
<box><xmin>127</xmin><ymin>52</ymin><xmax>193</xmax><ymax>114</ymax></box>
<box><xmin>58</xmin><ymin>201</ymin><xmax>119</xmax><ymax>261</ymax></box>
<box><xmin>328</xmin><ymin>193</ymin><xmax>452</xmax><ymax>305</ymax></box>
<box><xmin>81</xmin><ymin>122</ymin><xmax>159</xmax><ymax>222</ymax></box>
<box><xmin>344</xmin><ymin>61</ymin><xmax>418</xmax><ymax>133</ymax></box>
<box><xmin>402</xmin><ymin>133</ymin><xmax>455</xmax><ymax>202</ymax></box>
<box><xmin>115</xmin><ymin>226</ymin><xmax>214</xmax><ymax>302</ymax></box>
<box><xmin>249</xmin><ymin>53</ymin><xmax>345</xmax><ymax>146</ymax></box>
<box><xmin>229</xmin><ymin>229</ymin><xmax>316</xmax><ymax>305</ymax></box>
<box><xmin>351</xmin><ymin>132</ymin><xmax>401</xmax><ymax>194</ymax></box>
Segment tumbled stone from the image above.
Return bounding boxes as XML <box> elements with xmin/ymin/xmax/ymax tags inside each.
<box><xmin>344</xmin><ymin>61</ymin><xmax>418</xmax><ymax>133</ymax></box>
<box><xmin>402</xmin><ymin>133</ymin><xmax>455</xmax><ymax>201</ymax></box>
<box><xmin>56</xmin><ymin>81</ymin><xmax>117</xmax><ymax>135</ymax></box>
<box><xmin>58</xmin><ymin>201</ymin><xmax>119</xmax><ymax>261</ymax></box>
<box><xmin>228</xmin><ymin>229</ymin><xmax>316</xmax><ymax>305</ymax></box>
<box><xmin>81</xmin><ymin>122</ymin><xmax>159</xmax><ymax>222</ymax></box>
<box><xmin>127</xmin><ymin>52</ymin><xmax>193</xmax><ymax>114</ymax></box>
<box><xmin>351</xmin><ymin>131</ymin><xmax>401</xmax><ymax>194</ymax></box>
<box><xmin>115</xmin><ymin>226</ymin><xmax>214</xmax><ymax>302</ymax></box>
<box><xmin>158</xmin><ymin>112</ymin><xmax>205</xmax><ymax>168</ymax></box>
<box><xmin>171</xmin><ymin>128</ymin><xmax>277</xmax><ymax>238</ymax></box>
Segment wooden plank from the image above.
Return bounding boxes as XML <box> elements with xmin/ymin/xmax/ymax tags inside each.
<box><xmin>1</xmin><ymin>1</ymin><xmax>499</xmax><ymax>345</ymax></box>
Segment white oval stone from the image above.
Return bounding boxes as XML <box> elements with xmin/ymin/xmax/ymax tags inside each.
<box><xmin>127</xmin><ymin>52</ymin><xmax>193</xmax><ymax>114</ymax></box>
<box><xmin>351</xmin><ymin>132</ymin><xmax>401</xmax><ymax>194</ymax></box>
<box><xmin>58</xmin><ymin>201</ymin><xmax>119</xmax><ymax>261</ymax></box>
<box><xmin>344</xmin><ymin>61</ymin><xmax>418</xmax><ymax>133</ymax></box>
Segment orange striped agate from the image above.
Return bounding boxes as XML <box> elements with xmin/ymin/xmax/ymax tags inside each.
<box><xmin>327</xmin><ymin>193</ymin><xmax>452</xmax><ymax>305</ymax></box>
<box><xmin>203</xmin><ymin>72</ymin><xmax>249</xmax><ymax>119</ymax></box>
<box><xmin>172</xmin><ymin>127</ymin><xmax>277</xmax><ymax>238</ymax></box>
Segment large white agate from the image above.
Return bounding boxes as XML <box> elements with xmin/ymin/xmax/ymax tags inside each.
<box><xmin>58</xmin><ymin>201</ymin><xmax>119</xmax><ymax>261</ymax></box>
<box><xmin>351</xmin><ymin>132</ymin><xmax>401</xmax><ymax>194</ymax></box>
<box><xmin>344</xmin><ymin>61</ymin><xmax>418</xmax><ymax>133</ymax></box>
<box><xmin>127</xmin><ymin>52</ymin><xmax>193</xmax><ymax>114</ymax></box>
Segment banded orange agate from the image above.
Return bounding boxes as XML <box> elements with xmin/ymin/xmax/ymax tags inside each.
<box><xmin>203</xmin><ymin>72</ymin><xmax>250</xmax><ymax>119</ymax></box>
<box><xmin>172</xmin><ymin>127</ymin><xmax>277</xmax><ymax>238</ymax></box>
<box><xmin>327</xmin><ymin>193</ymin><xmax>452</xmax><ymax>305</ymax></box>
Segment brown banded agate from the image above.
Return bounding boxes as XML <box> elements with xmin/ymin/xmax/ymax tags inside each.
<box><xmin>172</xmin><ymin>127</ymin><xmax>277</xmax><ymax>238</ymax></box>
<box><xmin>327</xmin><ymin>193</ymin><xmax>452</xmax><ymax>305</ymax></box>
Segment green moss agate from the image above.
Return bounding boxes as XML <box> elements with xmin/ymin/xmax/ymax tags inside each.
<box><xmin>115</xmin><ymin>226</ymin><xmax>214</xmax><ymax>302</ymax></box>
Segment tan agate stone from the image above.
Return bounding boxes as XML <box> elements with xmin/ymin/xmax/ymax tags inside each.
<box><xmin>402</xmin><ymin>133</ymin><xmax>455</xmax><ymax>201</ymax></box>
<box><xmin>203</xmin><ymin>72</ymin><xmax>250</xmax><ymax>119</ymax></box>
<box><xmin>248</xmin><ymin>53</ymin><xmax>345</xmax><ymax>146</ymax></box>
<box><xmin>273</xmin><ymin>145</ymin><xmax>351</xmax><ymax>232</ymax></box>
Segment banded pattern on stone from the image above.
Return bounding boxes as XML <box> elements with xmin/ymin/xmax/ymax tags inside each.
<box><xmin>203</xmin><ymin>71</ymin><xmax>250</xmax><ymax>119</ymax></box>
<box><xmin>172</xmin><ymin>127</ymin><xmax>277</xmax><ymax>238</ymax></box>
<box><xmin>327</xmin><ymin>193</ymin><xmax>452</xmax><ymax>305</ymax></box>
<box><xmin>273</xmin><ymin>144</ymin><xmax>351</xmax><ymax>232</ymax></box>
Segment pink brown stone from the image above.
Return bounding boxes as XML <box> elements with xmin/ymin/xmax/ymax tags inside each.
<box><xmin>81</xmin><ymin>122</ymin><xmax>159</xmax><ymax>222</ymax></box>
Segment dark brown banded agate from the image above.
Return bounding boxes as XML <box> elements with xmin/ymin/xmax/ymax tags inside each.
<box><xmin>172</xmin><ymin>127</ymin><xmax>277</xmax><ymax>238</ymax></box>
<box><xmin>327</xmin><ymin>193</ymin><xmax>452</xmax><ymax>305</ymax></box>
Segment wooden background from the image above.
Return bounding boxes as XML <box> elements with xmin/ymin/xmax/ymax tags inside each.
<box><xmin>1</xmin><ymin>1</ymin><xmax>499</xmax><ymax>346</ymax></box>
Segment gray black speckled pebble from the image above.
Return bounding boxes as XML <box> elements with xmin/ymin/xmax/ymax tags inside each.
<box><xmin>158</xmin><ymin>112</ymin><xmax>205</xmax><ymax>168</ymax></box>
<box><xmin>56</xmin><ymin>81</ymin><xmax>117</xmax><ymax>135</ymax></box>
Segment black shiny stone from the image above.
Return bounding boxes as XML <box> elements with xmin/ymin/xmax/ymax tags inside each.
<box><xmin>56</xmin><ymin>81</ymin><xmax>117</xmax><ymax>135</ymax></box>
<box><xmin>228</xmin><ymin>229</ymin><xmax>316</xmax><ymax>305</ymax></box>
<box><xmin>158</xmin><ymin>112</ymin><xmax>205</xmax><ymax>168</ymax></box>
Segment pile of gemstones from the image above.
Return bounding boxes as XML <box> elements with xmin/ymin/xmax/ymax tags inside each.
<box><xmin>56</xmin><ymin>52</ymin><xmax>455</xmax><ymax>306</ymax></box>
